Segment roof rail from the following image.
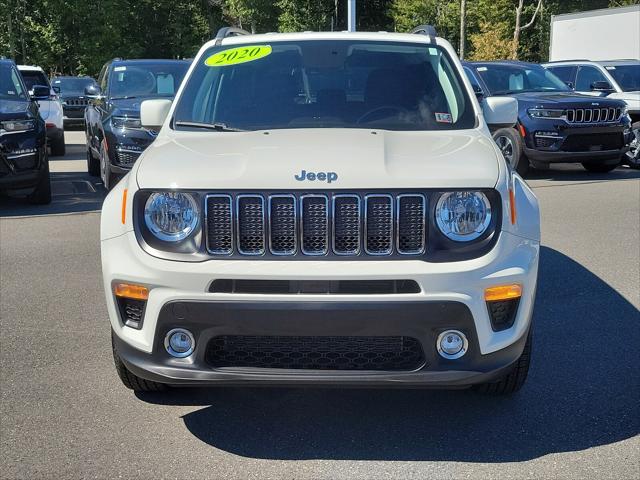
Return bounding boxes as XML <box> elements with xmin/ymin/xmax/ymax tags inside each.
<box><xmin>544</xmin><ymin>59</ymin><xmax>590</xmax><ymax>63</ymax></box>
<box><xmin>214</xmin><ymin>26</ymin><xmax>251</xmax><ymax>45</ymax></box>
<box><xmin>411</xmin><ymin>25</ymin><xmax>437</xmax><ymax>39</ymax></box>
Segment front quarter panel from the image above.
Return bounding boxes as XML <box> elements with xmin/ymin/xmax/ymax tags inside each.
<box><xmin>100</xmin><ymin>163</ymin><xmax>138</xmax><ymax>241</ymax></box>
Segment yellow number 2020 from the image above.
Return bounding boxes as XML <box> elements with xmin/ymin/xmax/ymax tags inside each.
<box><xmin>204</xmin><ymin>45</ymin><xmax>272</xmax><ymax>67</ymax></box>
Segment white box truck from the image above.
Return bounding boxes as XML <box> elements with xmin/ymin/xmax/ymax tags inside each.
<box><xmin>549</xmin><ymin>5</ymin><xmax>640</xmax><ymax>61</ymax></box>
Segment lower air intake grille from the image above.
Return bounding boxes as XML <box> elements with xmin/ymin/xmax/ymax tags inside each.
<box><xmin>115</xmin><ymin>149</ymin><xmax>140</xmax><ymax>166</ymax></box>
<box><xmin>206</xmin><ymin>335</ymin><xmax>426</xmax><ymax>371</ymax></box>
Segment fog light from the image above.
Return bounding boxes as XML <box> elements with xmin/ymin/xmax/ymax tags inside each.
<box><xmin>437</xmin><ymin>330</ymin><xmax>468</xmax><ymax>359</ymax></box>
<box><xmin>165</xmin><ymin>328</ymin><xmax>195</xmax><ymax>358</ymax></box>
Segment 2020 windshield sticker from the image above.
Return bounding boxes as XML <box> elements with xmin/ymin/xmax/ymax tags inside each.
<box><xmin>204</xmin><ymin>45</ymin><xmax>272</xmax><ymax>67</ymax></box>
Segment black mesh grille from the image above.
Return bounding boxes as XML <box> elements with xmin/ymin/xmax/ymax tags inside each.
<box><xmin>487</xmin><ymin>298</ymin><xmax>520</xmax><ymax>331</ymax></box>
<box><xmin>237</xmin><ymin>196</ymin><xmax>265</xmax><ymax>254</ymax></box>
<box><xmin>65</xmin><ymin>98</ymin><xmax>88</xmax><ymax>106</ymax></box>
<box><xmin>206</xmin><ymin>335</ymin><xmax>425</xmax><ymax>371</ymax></box>
<box><xmin>397</xmin><ymin>195</ymin><xmax>425</xmax><ymax>254</ymax></box>
<box><xmin>333</xmin><ymin>196</ymin><xmax>361</xmax><ymax>254</ymax></box>
<box><xmin>115</xmin><ymin>150</ymin><xmax>140</xmax><ymax>166</ymax></box>
<box><xmin>206</xmin><ymin>196</ymin><xmax>233</xmax><ymax>254</ymax></box>
<box><xmin>269</xmin><ymin>196</ymin><xmax>296</xmax><ymax>254</ymax></box>
<box><xmin>366</xmin><ymin>196</ymin><xmax>393</xmax><ymax>254</ymax></box>
<box><xmin>203</xmin><ymin>192</ymin><xmax>477</xmax><ymax>257</ymax></box>
<box><xmin>301</xmin><ymin>196</ymin><xmax>328</xmax><ymax>255</ymax></box>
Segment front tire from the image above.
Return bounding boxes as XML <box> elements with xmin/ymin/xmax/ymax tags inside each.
<box><xmin>474</xmin><ymin>330</ymin><xmax>532</xmax><ymax>395</ymax></box>
<box><xmin>581</xmin><ymin>161</ymin><xmax>619</xmax><ymax>173</ymax></box>
<box><xmin>27</xmin><ymin>159</ymin><xmax>52</xmax><ymax>205</ymax></box>
<box><xmin>50</xmin><ymin>132</ymin><xmax>66</xmax><ymax>156</ymax></box>
<box><xmin>87</xmin><ymin>147</ymin><xmax>99</xmax><ymax>176</ymax></box>
<box><xmin>112</xmin><ymin>333</ymin><xmax>167</xmax><ymax>392</ymax></box>
<box><xmin>99</xmin><ymin>142</ymin><xmax>118</xmax><ymax>190</ymax></box>
<box><xmin>493</xmin><ymin>128</ymin><xmax>529</xmax><ymax>176</ymax></box>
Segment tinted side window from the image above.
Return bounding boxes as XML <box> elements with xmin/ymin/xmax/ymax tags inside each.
<box><xmin>575</xmin><ymin>66</ymin><xmax>607</xmax><ymax>91</ymax></box>
<box><xmin>547</xmin><ymin>66</ymin><xmax>576</xmax><ymax>85</ymax></box>
<box><xmin>463</xmin><ymin>67</ymin><xmax>482</xmax><ymax>91</ymax></box>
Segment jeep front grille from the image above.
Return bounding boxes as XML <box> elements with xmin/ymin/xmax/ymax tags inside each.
<box><xmin>565</xmin><ymin>107</ymin><xmax>622</xmax><ymax>124</ymax></box>
<box><xmin>205</xmin><ymin>192</ymin><xmax>427</xmax><ymax>257</ymax></box>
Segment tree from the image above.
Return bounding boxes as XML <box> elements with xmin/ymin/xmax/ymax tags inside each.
<box><xmin>511</xmin><ymin>0</ymin><xmax>543</xmax><ymax>59</ymax></box>
<box><xmin>459</xmin><ymin>0</ymin><xmax>466</xmax><ymax>58</ymax></box>
<box><xmin>468</xmin><ymin>21</ymin><xmax>514</xmax><ymax>60</ymax></box>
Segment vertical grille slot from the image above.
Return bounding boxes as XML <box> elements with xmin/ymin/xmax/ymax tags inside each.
<box><xmin>365</xmin><ymin>195</ymin><xmax>393</xmax><ymax>255</ymax></box>
<box><xmin>206</xmin><ymin>195</ymin><xmax>233</xmax><ymax>254</ymax></box>
<box><xmin>269</xmin><ymin>195</ymin><xmax>296</xmax><ymax>255</ymax></box>
<box><xmin>236</xmin><ymin>195</ymin><xmax>265</xmax><ymax>255</ymax></box>
<box><xmin>300</xmin><ymin>195</ymin><xmax>329</xmax><ymax>255</ymax></box>
<box><xmin>397</xmin><ymin>194</ymin><xmax>426</xmax><ymax>254</ymax></box>
<box><xmin>333</xmin><ymin>195</ymin><xmax>361</xmax><ymax>255</ymax></box>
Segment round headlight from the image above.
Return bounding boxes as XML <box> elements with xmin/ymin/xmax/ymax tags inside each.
<box><xmin>435</xmin><ymin>191</ymin><xmax>492</xmax><ymax>242</ymax></box>
<box><xmin>144</xmin><ymin>192</ymin><xmax>199</xmax><ymax>242</ymax></box>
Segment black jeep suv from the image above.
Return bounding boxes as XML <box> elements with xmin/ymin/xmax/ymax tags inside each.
<box><xmin>84</xmin><ymin>58</ymin><xmax>190</xmax><ymax>189</ymax></box>
<box><xmin>463</xmin><ymin>61</ymin><xmax>632</xmax><ymax>175</ymax></box>
<box><xmin>51</xmin><ymin>75</ymin><xmax>97</xmax><ymax>128</ymax></box>
<box><xmin>0</xmin><ymin>59</ymin><xmax>50</xmax><ymax>204</ymax></box>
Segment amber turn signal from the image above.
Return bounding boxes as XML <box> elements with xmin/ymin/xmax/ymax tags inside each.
<box><xmin>485</xmin><ymin>284</ymin><xmax>522</xmax><ymax>302</ymax></box>
<box><xmin>114</xmin><ymin>283</ymin><xmax>149</xmax><ymax>300</ymax></box>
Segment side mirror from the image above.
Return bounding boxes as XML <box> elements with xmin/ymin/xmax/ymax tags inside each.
<box><xmin>482</xmin><ymin>96</ymin><xmax>518</xmax><ymax>129</ymax></box>
<box><xmin>564</xmin><ymin>81</ymin><xmax>574</xmax><ymax>89</ymax></box>
<box><xmin>31</xmin><ymin>85</ymin><xmax>50</xmax><ymax>99</ymax></box>
<box><xmin>141</xmin><ymin>99</ymin><xmax>172</xmax><ymax>130</ymax></box>
<box><xmin>52</xmin><ymin>85</ymin><xmax>61</xmax><ymax>94</ymax></box>
<box><xmin>590</xmin><ymin>81</ymin><xmax>614</xmax><ymax>93</ymax></box>
<box><xmin>472</xmin><ymin>84</ymin><xmax>484</xmax><ymax>99</ymax></box>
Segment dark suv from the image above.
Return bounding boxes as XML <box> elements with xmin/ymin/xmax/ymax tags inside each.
<box><xmin>0</xmin><ymin>59</ymin><xmax>50</xmax><ymax>204</ymax></box>
<box><xmin>51</xmin><ymin>76</ymin><xmax>97</xmax><ymax>128</ymax></box>
<box><xmin>463</xmin><ymin>61</ymin><xmax>632</xmax><ymax>174</ymax></box>
<box><xmin>84</xmin><ymin>58</ymin><xmax>190</xmax><ymax>189</ymax></box>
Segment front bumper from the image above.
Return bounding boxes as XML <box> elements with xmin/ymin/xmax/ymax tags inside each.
<box><xmin>0</xmin><ymin>129</ymin><xmax>47</xmax><ymax>191</ymax></box>
<box><xmin>103</xmin><ymin>229</ymin><xmax>539</xmax><ymax>387</ymax></box>
<box><xmin>523</xmin><ymin>123</ymin><xmax>631</xmax><ymax>163</ymax></box>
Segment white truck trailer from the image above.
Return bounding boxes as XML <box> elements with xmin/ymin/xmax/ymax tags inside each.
<box><xmin>549</xmin><ymin>5</ymin><xmax>640</xmax><ymax>62</ymax></box>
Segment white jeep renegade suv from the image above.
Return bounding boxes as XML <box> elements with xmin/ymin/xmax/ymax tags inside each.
<box><xmin>101</xmin><ymin>26</ymin><xmax>540</xmax><ymax>395</ymax></box>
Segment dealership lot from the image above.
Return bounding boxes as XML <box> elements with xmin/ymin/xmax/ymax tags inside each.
<box><xmin>1</xmin><ymin>131</ymin><xmax>638</xmax><ymax>479</ymax></box>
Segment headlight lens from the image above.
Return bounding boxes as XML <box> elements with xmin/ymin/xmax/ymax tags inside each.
<box><xmin>111</xmin><ymin>116</ymin><xmax>142</xmax><ymax>129</ymax></box>
<box><xmin>527</xmin><ymin>108</ymin><xmax>565</xmax><ymax>119</ymax></box>
<box><xmin>0</xmin><ymin>119</ymin><xmax>35</xmax><ymax>134</ymax></box>
<box><xmin>144</xmin><ymin>192</ymin><xmax>199</xmax><ymax>242</ymax></box>
<box><xmin>435</xmin><ymin>191</ymin><xmax>492</xmax><ymax>242</ymax></box>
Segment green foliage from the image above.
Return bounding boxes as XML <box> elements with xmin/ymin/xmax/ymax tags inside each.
<box><xmin>0</xmin><ymin>0</ymin><xmax>636</xmax><ymax>77</ymax></box>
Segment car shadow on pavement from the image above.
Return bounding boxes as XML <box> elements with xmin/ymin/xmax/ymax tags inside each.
<box><xmin>0</xmin><ymin>172</ymin><xmax>105</xmax><ymax>217</ymax></box>
<box><xmin>137</xmin><ymin>246</ymin><xmax>640</xmax><ymax>462</ymax></box>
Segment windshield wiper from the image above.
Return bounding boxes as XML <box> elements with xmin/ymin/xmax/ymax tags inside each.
<box><xmin>174</xmin><ymin>121</ymin><xmax>246</xmax><ymax>132</ymax></box>
<box><xmin>110</xmin><ymin>95</ymin><xmax>138</xmax><ymax>100</ymax></box>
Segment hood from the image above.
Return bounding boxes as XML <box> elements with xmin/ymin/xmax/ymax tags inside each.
<box><xmin>136</xmin><ymin>129</ymin><xmax>500</xmax><ymax>190</ymax></box>
<box><xmin>0</xmin><ymin>99</ymin><xmax>31</xmax><ymax>121</ymax></box>
<box><xmin>607</xmin><ymin>91</ymin><xmax>640</xmax><ymax>113</ymax></box>
<box><xmin>511</xmin><ymin>91</ymin><xmax>626</xmax><ymax>107</ymax></box>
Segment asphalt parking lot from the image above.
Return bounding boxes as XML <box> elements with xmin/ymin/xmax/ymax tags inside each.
<box><xmin>1</xmin><ymin>130</ymin><xmax>639</xmax><ymax>479</ymax></box>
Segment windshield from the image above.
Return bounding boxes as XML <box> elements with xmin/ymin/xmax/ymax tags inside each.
<box><xmin>52</xmin><ymin>77</ymin><xmax>96</xmax><ymax>95</ymax></box>
<box><xmin>109</xmin><ymin>62</ymin><xmax>189</xmax><ymax>99</ymax></box>
<box><xmin>476</xmin><ymin>64</ymin><xmax>569</xmax><ymax>95</ymax></box>
<box><xmin>0</xmin><ymin>63</ymin><xmax>28</xmax><ymax>101</ymax></box>
<box><xmin>19</xmin><ymin>70</ymin><xmax>50</xmax><ymax>91</ymax></box>
<box><xmin>605</xmin><ymin>64</ymin><xmax>640</xmax><ymax>92</ymax></box>
<box><xmin>173</xmin><ymin>40</ymin><xmax>475</xmax><ymax>131</ymax></box>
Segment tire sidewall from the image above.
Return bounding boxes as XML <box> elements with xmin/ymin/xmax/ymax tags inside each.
<box><xmin>493</xmin><ymin>128</ymin><xmax>528</xmax><ymax>176</ymax></box>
